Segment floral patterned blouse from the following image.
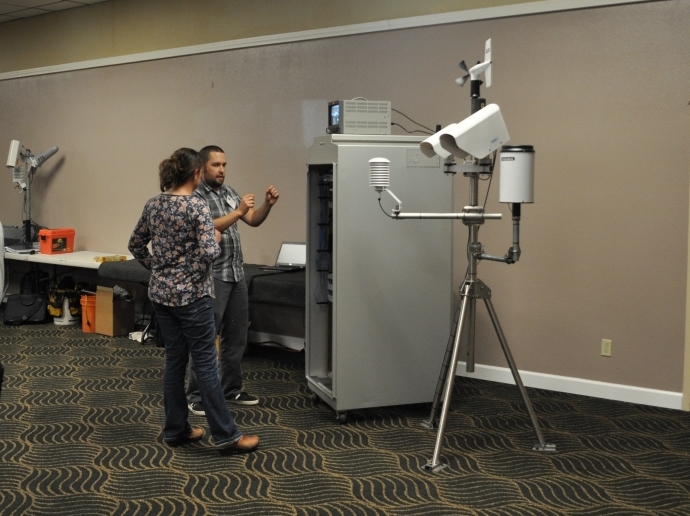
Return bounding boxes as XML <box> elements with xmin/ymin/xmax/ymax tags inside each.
<box><xmin>128</xmin><ymin>194</ymin><xmax>220</xmax><ymax>307</ymax></box>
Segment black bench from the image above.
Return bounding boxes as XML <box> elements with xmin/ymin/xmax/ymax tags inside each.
<box><xmin>98</xmin><ymin>260</ymin><xmax>305</xmax><ymax>348</ymax></box>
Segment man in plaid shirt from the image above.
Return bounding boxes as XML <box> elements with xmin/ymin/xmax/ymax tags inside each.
<box><xmin>186</xmin><ymin>145</ymin><xmax>279</xmax><ymax>415</ymax></box>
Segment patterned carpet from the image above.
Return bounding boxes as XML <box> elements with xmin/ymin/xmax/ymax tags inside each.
<box><xmin>1</xmin><ymin>321</ymin><xmax>689</xmax><ymax>515</ymax></box>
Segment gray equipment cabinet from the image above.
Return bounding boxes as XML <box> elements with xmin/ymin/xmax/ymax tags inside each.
<box><xmin>306</xmin><ymin>134</ymin><xmax>453</xmax><ymax>423</ymax></box>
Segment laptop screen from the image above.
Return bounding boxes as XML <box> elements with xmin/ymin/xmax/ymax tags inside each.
<box><xmin>275</xmin><ymin>242</ymin><xmax>306</xmax><ymax>267</ymax></box>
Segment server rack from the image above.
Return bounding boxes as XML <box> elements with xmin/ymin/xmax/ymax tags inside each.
<box><xmin>306</xmin><ymin>134</ymin><xmax>454</xmax><ymax>422</ymax></box>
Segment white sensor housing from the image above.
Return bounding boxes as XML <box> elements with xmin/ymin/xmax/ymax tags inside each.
<box><xmin>420</xmin><ymin>128</ymin><xmax>455</xmax><ymax>159</ymax></box>
<box><xmin>421</xmin><ymin>104</ymin><xmax>509</xmax><ymax>160</ymax></box>
<box><xmin>438</xmin><ymin>104</ymin><xmax>509</xmax><ymax>159</ymax></box>
<box><xmin>368</xmin><ymin>157</ymin><xmax>390</xmax><ymax>192</ymax></box>
<box><xmin>6</xmin><ymin>140</ymin><xmax>20</xmax><ymax>168</ymax></box>
<box><xmin>499</xmin><ymin>145</ymin><xmax>535</xmax><ymax>203</ymax></box>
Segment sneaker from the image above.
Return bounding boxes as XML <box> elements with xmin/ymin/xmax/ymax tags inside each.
<box><xmin>217</xmin><ymin>434</ymin><xmax>260</xmax><ymax>454</ymax></box>
<box><xmin>229</xmin><ymin>392</ymin><xmax>259</xmax><ymax>406</ymax></box>
<box><xmin>165</xmin><ymin>427</ymin><xmax>205</xmax><ymax>447</ymax></box>
<box><xmin>188</xmin><ymin>402</ymin><xmax>205</xmax><ymax>416</ymax></box>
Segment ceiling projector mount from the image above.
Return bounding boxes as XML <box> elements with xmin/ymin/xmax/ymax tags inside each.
<box><xmin>369</xmin><ymin>38</ymin><xmax>555</xmax><ymax>473</ymax></box>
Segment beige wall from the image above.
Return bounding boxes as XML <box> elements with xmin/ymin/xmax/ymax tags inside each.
<box><xmin>1</xmin><ymin>0</ymin><xmax>688</xmax><ymax>395</ymax></box>
<box><xmin>0</xmin><ymin>0</ymin><xmax>542</xmax><ymax>74</ymax></box>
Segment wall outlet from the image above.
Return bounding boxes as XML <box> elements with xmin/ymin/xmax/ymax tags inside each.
<box><xmin>601</xmin><ymin>339</ymin><xmax>612</xmax><ymax>357</ymax></box>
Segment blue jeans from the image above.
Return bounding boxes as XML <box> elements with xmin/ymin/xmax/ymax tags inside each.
<box><xmin>186</xmin><ymin>278</ymin><xmax>248</xmax><ymax>403</ymax></box>
<box><xmin>153</xmin><ymin>296</ymin><xmax>242</xmax><ymax>447</ymax></box>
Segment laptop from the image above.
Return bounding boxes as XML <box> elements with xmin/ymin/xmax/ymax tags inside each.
<box><xmin>260</xmin><ymin>242</ymin><xmax>306</xmax><ymax>271</ymax></box>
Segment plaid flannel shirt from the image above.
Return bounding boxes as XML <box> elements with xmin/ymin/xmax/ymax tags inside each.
<box><xmin>194</xmin><ymin>181</ymin><xmax>245</xmax><ymax>282</ymax></box>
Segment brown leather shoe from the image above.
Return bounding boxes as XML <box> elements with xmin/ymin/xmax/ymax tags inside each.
<box><xmin>218</xmin><ymin>434</ymin><xmax>260</xmax><ymax>453</ymax></box>
<box><xmin>165</xmin><ymin>427</ymin><xmax>205</xmax><ymax>447</ymax></box>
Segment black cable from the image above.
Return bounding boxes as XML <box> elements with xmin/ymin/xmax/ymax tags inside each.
<box><xmin>482</xmin><ymin>150</ymin><xmax>497</xmax><ymax>208</ymax></box>
<box><xmin>482</xmin><ymin>174</ymin><xmax>493</xmax><ymax>209</ymax></box>
<box><xmin>315</xmin><ymin>175</ymin><xmax>333</xmax><ymax>304</ymax></box>
<box><xmin>457</xmin><ymin>228</ymin><xmax>471</xmax><ymax>294</ymax></box>
<box><xmin>391</xmin><ymin>122</ymin><xmax>433</xmax><ymax>135</ymax></box>
<box><xmin>466</xmin><ymin>224</ymin><xmax>472</xmax><ymax>265</ymax></box>
<box><xmin>378</xmin><ymin>198</ymin><xmax>395</xmax><ymax>218</ymax></box>
<box><xmin>391</xmin><ymin>108</ymin><xmax>435</xmax><ymax>133</ymax></box>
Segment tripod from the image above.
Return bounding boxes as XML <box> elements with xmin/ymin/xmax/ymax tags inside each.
<box><xmin>422</xmin><ymin>166</ymin><xmax>556</xmax><ymax>473</ymax></box>
<box><xmin>369</xmin><ymin>55</ymin><xmax>555</xmax><ymax>470</ymax></box>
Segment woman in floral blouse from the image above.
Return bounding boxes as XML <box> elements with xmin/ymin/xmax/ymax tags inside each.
<box><xmin>128</xmin><ymin>148</ymin><xmax>259</xmax><ymax>453</ymax></box>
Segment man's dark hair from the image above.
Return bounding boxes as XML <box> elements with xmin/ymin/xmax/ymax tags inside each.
<box><xmin>200</xmin><ymin>145</ymin><xmax>224</xmax><ymax>165</ymax></box>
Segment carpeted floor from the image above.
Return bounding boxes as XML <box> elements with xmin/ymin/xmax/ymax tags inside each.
<box><xmin>1</xmin><ymin>320</ymin><xmax>689</xmax><ymax>515</ymax></box>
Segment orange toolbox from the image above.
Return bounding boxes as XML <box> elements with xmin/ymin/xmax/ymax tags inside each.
<box><xmin>39</xmin><ymin>228</ymin><xmax>75</xmax><ymax>254</ymax></box>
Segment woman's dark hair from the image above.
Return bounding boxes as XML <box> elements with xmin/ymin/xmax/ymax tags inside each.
<box><xmin>158</xmin><ymin>148</ymin><xmax>203</xmax><ymax>192</ymax></box>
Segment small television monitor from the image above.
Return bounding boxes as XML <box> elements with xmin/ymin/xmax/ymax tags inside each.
<box><xmin>325</xmin><ymin>100</ymin><xmax>391</xmax><ymax>135</ymax></box>
<box><xmin>327</xmin><ymin>100</ymin><xmax>343</xmax><ymax>134</ymax></box>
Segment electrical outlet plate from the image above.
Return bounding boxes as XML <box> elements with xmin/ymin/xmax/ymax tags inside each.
<box><xmin>601</xmin><ymin>339</ymin><xmax>612</xmax><ymax>357</ymax></box>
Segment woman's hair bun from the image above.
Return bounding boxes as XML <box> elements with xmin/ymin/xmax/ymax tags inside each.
<box><xmin>158</xmin><ymin>148</ymin><xmax>202</xmax><ymax>192</ymax></box>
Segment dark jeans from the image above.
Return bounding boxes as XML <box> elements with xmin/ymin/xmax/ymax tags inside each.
<box><xmin>153</xmin><ymin>296</ymin><xmax>242</xmax><ymax>447</ymax></box>
<box><xmin>186</xmin><ymin>278</ymin><xmax>248</xmax><ymax>403</ymax></box>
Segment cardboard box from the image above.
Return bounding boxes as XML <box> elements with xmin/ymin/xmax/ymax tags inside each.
<box><xmin>95</xmin><ymin>286</ymin><xmax>135</xmax><ymax>337</ymax></box>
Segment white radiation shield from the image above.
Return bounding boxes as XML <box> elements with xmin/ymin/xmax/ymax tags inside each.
<box><xmin>368</xmin><ymin>157</ymin><xmax>390</xmax><ymax>192</ymax></box>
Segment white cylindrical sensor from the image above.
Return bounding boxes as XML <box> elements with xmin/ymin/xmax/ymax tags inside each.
<box><xmin>368</xmin><ymin>157</ymin><xmax>390</xmax><ymax>192</ymax></box>
<box><xmin>499</xmin><ymin>145</ymin><xmax>534</xmax><ymax>203</ymax></box>
<box><xmin>6</xmin><ymin>140</ymin><xmax>20</xmax><ymax>168</ymax></box>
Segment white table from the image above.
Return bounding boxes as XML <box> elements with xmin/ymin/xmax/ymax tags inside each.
<box><xmin>4</xmin><ymin>251</ymin><xmax>131</xmax><ymax>269</ymax></box>
<box><xmin>3</xmin><ymin>251</ymin><xmax>133</xmax><ymax>295</ymax></box>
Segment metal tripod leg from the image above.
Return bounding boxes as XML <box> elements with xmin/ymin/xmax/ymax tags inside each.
<box><xmin>423</xmin><ymin>283</ymin><xmax>472</xmax><ymax>472</ymax></box>
<box><xmin>423</xmin><ymin>278</ymin><xmax>490</xmax><ymax>432</ymax></box>
<box><xmin>483</xmin><ymin>297</ymin><xmax>556</xmax><ymax>453</ymax></box>
<box><xmin>423</xmin><ymin>279</ymin><xmax>555</xmax><ymax>472</ymax></box>
<box><xmin>421</xmin><ymin>282</ymin><xmax>468</xmax><ymax>430</ymax></box>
